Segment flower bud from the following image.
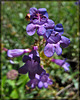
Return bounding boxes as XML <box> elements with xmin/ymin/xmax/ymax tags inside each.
<box><xmin>7</xmin><ymin>49</ymin><xmax>31</xmax><ymax>58</ymax></box>
<box><xmin>7</xmin><ymin>70</ymin><xmax>18</xmax><ymax>80</ymax></box>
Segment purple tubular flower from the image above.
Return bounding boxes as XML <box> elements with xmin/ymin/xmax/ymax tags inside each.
<box><xmin>51</xmin><ymin>58</ymin><xmax>70</xmax><ymax>71</ymax></box>
<box><xmin>26</xmin><ymin>7</ymin><xmax>55</xmax><ymax>36</ymax></box>
<box><xmin>18</xmin><ymin>49</ymin><xmax>44</xmax><ymax>79</ymax></box>
<box><xmin>44</xmin><ymin>31</ymin><xmax>62</xmax><ymax>57</ymax></box>
<box><xmin>54</xmin><ymin>23</ymin><xmax>64</xmax><ymax>35</ymax></box>
<box><xmin>44</xmin><ymin>30</ymin><xmax>70</xmax><ymax>57</ymax></box>
<box><xmin>35</xmin><ymin>71</ymin><xmax>53</xmax><ymax>89</ymax></box>
<box><xmin>44</xmin><ymin>43</ymin><xmax>62</xmax><ymax>57</ymax></box>
<box><xmin>7</xmin><ymin>49</ymin><xmax>30</xmax><ymax>58</ymax></box>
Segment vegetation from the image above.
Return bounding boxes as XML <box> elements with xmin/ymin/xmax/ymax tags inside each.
<box><xmin>1</xmin><ymin>1</ymin><xmax>79</xmax><ymax>99</ymax></box>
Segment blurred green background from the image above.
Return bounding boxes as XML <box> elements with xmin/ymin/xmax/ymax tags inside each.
<box><xmin>1</xmin><ymin>1</ymin><xmax>79</xmax><ymax>99</ymax></box>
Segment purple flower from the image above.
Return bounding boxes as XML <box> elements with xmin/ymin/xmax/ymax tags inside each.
<box><xmin>54</xmin><ymin>23</ymin><xmax>64</xmax><ymax>35</ymax></box>
<box><xmin>18</xmin><ymin>49</ymin><xmax>44</xmax><ymax>79</ymax></box>
<box><xmin>26</xmin><ymin>71</ymin><xmax>53</xmax><ymax>89</ymax></box>
<box><xmin>51</xmin><ymin>58</ymin><xmax>70</xmax><ymax>71</ymax></box>
<box><xmin>7</xmin><ymin>49</ymin><xmax>31</xmax><ymax>58</ymax></box>
<box><xmin>26</xmin><ymin>7</ymin><xmax>55</xmax><ymax>36</ymax></box>
<box><xmin>44</xmin><ymin>31</ymin><xmax>70</xmax><ymax>57</ymax></box>
<box><xmin>29</xmin><ymin>7</ymin><xmax>48</xmax><ymax>24</ymax></box>
<box><xmin>44</xmin><ymin>31</ymin><xmax>62</xmax><ymax>57</ymax></box>
<box><xmin>35</xmin><ymin>71</ymin><xmax>53</xmax><ymax>89</ymax></box>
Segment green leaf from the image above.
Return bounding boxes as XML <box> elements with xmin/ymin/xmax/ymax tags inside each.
<box><xmin>6</xmin><ymin>80</ymin><xmax>16</xmax><ymax>88</ymax></box>
<box><xmin>71</xmin><ymin>71</ymin><xmax>79</xmax><ymax>79</ymax></box>
<box><xmin>16</xmin><ymin>74</ymin><xmax>29</xmax><ymax>85</ymax></box>
<box><xmin>1</xmin><ymin>76</ymin><xmax>6</xmax><ymax>88</ymax></box>
<box><xmin>10</xmin><ymin>89</ymin><xmax>19</xmax><ymax>99</ymax></box>
<box><xmin>73</xmin><ymin>79</ymin><xmax>78</xmax><ymax>89</ymax></box>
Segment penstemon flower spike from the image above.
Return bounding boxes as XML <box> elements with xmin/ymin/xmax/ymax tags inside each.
<box><xmin>7</xmin><ymin>7</ymin><xmax>70</xmax><ymax>89</ymax></box>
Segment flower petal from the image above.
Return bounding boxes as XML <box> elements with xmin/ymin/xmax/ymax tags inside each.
<box><xmin>33</xmin><ymin>56</ymin><xmax>40</xmax><ymax>63</ymax></box>
<box><xmin>43</xmin><ymin>82</ymin><xmax>48</xmax><ymax>88</ymax></box>
<box><xmin>54</xmin><ymin>23</ymin><xmax>64</xmax><ymax>35</ymax></box>
<box><xmin>38</xmin><ymin>8</ymin><xmax>48</xmax><ymax>18</ymax></box>
<box><xmin>33</xmin><ymin>46</ymin><xmax>38</xmax><ymax>50</ymax></box>
<box><xmin>43</xmin><ymin>29</ymin><xmax>53</xmax><ymax>40</ymax></box>
<box><xmin>29</xmin><ymin>72</ymin><xmax>35</xmax><ymax>79</ymax></box>
<box><xmin>47</xmin><ymin>79</ymin><xmax>53</xmax><ymax>85</ymax></box>
<box><xmin>37</xmin><ymin>65</ymin><xmax>45</xmax><ymax>75</ymax></box>
<box><xmin>29</xmin><ymin>49</ymin><xmax>39</xmax><ymax>58</ymax></box>
<box><xmin>24</xmin><ymin>49</ymin><xmax>31</xmax><ymax>53</ymax></box>
<box><xmin>31</xmin><ymin>83</ymin><xmax>35</xmax><ymax>89</ymax></box>
<box><xmin>37</xmin><ymin>26</ymin><xmax>46</xmax><ymax>36</ymax></box>
<box><xmin>62</xmin><ymin>62</ymin><xmax>70</xmax><ymax>71</ymax></box>
<box><xmin>55</xmin><ymin>45</ymin><xmax>62</xmax><ymax>56</ymax></box>
<box><xmin>26</xmin><ymin>23</ymin><xmax>36</xmax><ymax>36</ymax></box>
<box><xmin>29</xmin><ymin>7</ymin><xmax>37</xmax><ymax>15</ymax></box>
<box><xmin>35</xmin><ymin>74</ymin><xmax>40</xmax><ymax>80</ymax></box>
<box><xmin>47</xmin><ymin>31</ymin><xmax>61</xmax><ymax>44</ymax></box>
<box><xmin>60</xmin><ymin>36</ymin><xmax>70</xmax><ymax>48</ymax></box>
<box><xmin>18</xmin><ymin>64</ymin><xmax>28</xmax><ymax>74</ymax></box>
<box><xmin>44</xmin><ymin>43</ymin><xmax>55</xmax><ymax>57</ymax></box>
<box><xmin>9</xmin><ymin>60</ymin><xmax>15</xmax><ymax>64</ymax></box>
<box><xmin>27</xmin><ymin>60</ymin><xmax>39</xmax><ymax>73</ymax></box>
<box><xmin>51</xmin><ymin>59</ymin><xmax>65</xmax><ymax>66</ymax></box>
<box><xmin>44</xmin><ymin>19</ymin><xmax>55</xmax><ymax>29</ymax></box>
<box><xmin>22</xmin><ymin>55</ymin><xmax>31</xmax><ymax>62</ymax></box>
<box><xmin>38</xmin><ymin>81</ymin><xmax>43</xmax><ymax>89</ymax></box>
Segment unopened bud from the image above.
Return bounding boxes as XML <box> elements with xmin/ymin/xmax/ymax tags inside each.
<box><xmin>7</xmin><ymin>69</ymin><xmax>18</xmax><ymax>80</ymax></box>
<box><xmin>33</xmin><ymin>46</ymin><xmax>38</xmax><ymax>50</ymax></box>
<box><xmin>2</xmin><ymin>48</ymin><xmax>8</xmax><ymax>52</ymax></box>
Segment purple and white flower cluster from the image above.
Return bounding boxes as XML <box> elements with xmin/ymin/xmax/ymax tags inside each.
<box><xmin>7</xmin><ymin>7</ymin><xmax>70</xmax><ymax>89</ymax></box>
